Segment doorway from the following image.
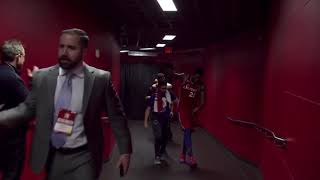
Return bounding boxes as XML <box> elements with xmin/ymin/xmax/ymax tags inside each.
<box><xmin>120</xmin><ymin>63</ymin><xmax>172</xmax><ymax>120</ymax></box>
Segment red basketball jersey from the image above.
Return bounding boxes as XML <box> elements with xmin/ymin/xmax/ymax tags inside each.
<box><xmin>179</xmin><ymin>78</ymin><xmax>204</xmax><ymax>109</ymax></box>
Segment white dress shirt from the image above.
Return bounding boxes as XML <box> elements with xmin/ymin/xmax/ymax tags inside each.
<box><xmin>54</xmin><ymin>62</ymin><xmax>87</xmax><ymax>148</ymax></box>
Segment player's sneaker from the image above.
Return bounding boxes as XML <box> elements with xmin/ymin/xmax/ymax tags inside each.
<box><xmin>186</xmin><ymin>156</ymin><xmax>197</xmax><ymax>168</ymax></box>
<box><xmin>154</xmin><ymin>156</ymin><xmax>161</xmax><ymax>165</ymax></box>
<box><xmin>179</xmin><ymin>153</ymin><xmax>186</xmax><ymax>163</ymax></box>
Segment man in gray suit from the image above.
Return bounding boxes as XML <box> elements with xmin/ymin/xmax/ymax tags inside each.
<box><xmin>0</xmin><ymin>28</ymin><xmax>132</xmax><ymax>180</ymax></box>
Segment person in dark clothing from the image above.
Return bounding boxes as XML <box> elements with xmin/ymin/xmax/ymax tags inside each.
<box><xmin>0</xmin><ymin>39</ymin><xmax>29</xmax><ymax>180</ymax></box>
<box><xmin>144</xmin><ymin>81</ymin><xmax>177</xmax><ymax>165</ymax></box>
<box><xmin>145</xmin><ymin>73</ymin><xmax>175</xmax><ymax>141</ymax></box>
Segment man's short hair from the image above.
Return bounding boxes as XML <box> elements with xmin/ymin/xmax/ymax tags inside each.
<box><xmin>0</xmin><ymin>39</ymin><xmax>24</xmax><ymax>62</ymax></box>
<box><xmin>62</xmin><ymin>28</ymin><xmax>89</xmax><ymax>48</ymax></box>
<box><xmin>156</xmin><ymin>73</ymin><xmax>165</xmax><ymax>79</ymax></box>
<box><xmin>194</xmin><ymin>68</ymin><xmax>204</xmax><ymax>76</ymax></box>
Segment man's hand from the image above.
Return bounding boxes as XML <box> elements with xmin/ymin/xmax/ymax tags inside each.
<box><xmin>192</xmin><ymin>107</ymin><xmax>200</xmax><ymax>116</ymax></box>
<box><xmin>169</xmin><ymin>111</ymin><xmax>174</xmax><ymax>118</ymax></box>
<box><xmin>0</xmin><ymin>104</ymin><xmax>4</xmax><ymax>110</ymax></box>
<box><xmin>116</xmin><ymin>154</ymin><xmax>131</xmax><ymax>176</ymax></box>
<box><xmin>192</xmin><ymin>107</ymin><xmax>199</xmax><ymax>113</ymax></box>
<box><xmin>27</xmin><ymin>66</ymin><xmax>39</xmax><ymax>78</ymax></box>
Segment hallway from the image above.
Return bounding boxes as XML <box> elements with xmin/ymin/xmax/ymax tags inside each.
<box><xmin>101</xmin><ymin>121</ymin><xmax>262</xmax><ymax>180</ymax></box>
<box><xmin>0</xmin><ymin>0</ymin><xmax>319</xmax><ymax>179</ymax></box>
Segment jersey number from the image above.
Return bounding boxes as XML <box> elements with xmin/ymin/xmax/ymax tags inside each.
<box><xmin>189</xmin><ymin>91</ymin><xmax>195</xmax><ymax>98</ymax></box>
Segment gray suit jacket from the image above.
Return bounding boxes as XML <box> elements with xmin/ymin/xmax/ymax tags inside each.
<box><xmin>0</xmin><ymin>64</ymin><xmax>132</xmax><ymax>177</ymax></box>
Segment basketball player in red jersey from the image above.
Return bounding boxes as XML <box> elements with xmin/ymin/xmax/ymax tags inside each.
<box><xmin>174</xmin><ymin>68</ymin><xmax>205</xmax><ymax>168</ymax></box>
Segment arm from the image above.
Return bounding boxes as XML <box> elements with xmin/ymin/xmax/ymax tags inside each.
<box><xmin>144</xmin><ymin>93</ymin><xmax>153</xmax><ymax>128</ymax></box>
<box><xmin>105</xmin><ymin>73</ymin><xmax>132</xmax><ymax>175</ymax></box>
<box><xmin>6</xmin><ymin>74</ymin><xmax>29</xmax><ymax>106</ymax></box>
<box><xmin>145</xmin><ymin>86</ymin><xmax>153</xmax><ymax>100</ymax></box>
<box><xmin>173</xmin><ymin>72</ymin><xmax>185</xmax><ymax>77</ymax></box>
<box><xmin>192</xmin><ymin>85</ymin><xmax>205</xmax><ymax>114</ymax></box>
<box><xmin>105</xmin><ymin>74</ymin><xmax>132</xmax><ymax>154</ymax></box>
<box><xmin>27</xmin><ymin>66</ymin><xmax>39</xmax><ymax>89</ymax></box>
<box><xmin>198</xmin><ymin>90</ymin><xmax>205</xmax><ymax>109</ymax></box>
<box><xmin>172</xmin><ymin>98</ymin><xmax>179</xmax><ymax>110</ymax></box>
<box><xmin>0</xmin><ymin>71</ymin><xmax>38</xmax><ymax>127</ymax></box>
<box><xmin>144</xmin><ymin>107</ymin><xmax>151</xmax><ymax>128</ymax></box>
<box><xmin>172</xmin><ymin>72</ymin><xmax>189</xmax><ymax>84</ymax></box>
<box><xmin>169</xmin><ymin>91</ymin><xmax>178</xmax><ymax>117</ymax></box>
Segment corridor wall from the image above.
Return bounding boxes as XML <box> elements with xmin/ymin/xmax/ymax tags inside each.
<box><xmin>0</xmin><ymin>0</ymin><xmax>117</xmax><ymax>179</ymax></box>
<box><xmin>260</xmin><ymin>0</ymin><xmax>320</xmax><ymax>179</ymax></box>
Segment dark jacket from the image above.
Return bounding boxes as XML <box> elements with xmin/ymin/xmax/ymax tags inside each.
<box><xmin>0</xmin><ymin>63</ymin><xmax>28</xmax><ymax>140</ymax></box>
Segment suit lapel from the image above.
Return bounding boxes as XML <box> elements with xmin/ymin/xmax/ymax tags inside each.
<box><xmin>82</xmin><ymin>64</ymin><xmax>95</xmax><ymax>114</ymax></box>
<box><xmin>45</xmin><ymin>64</ymin><xmax>95</xmax><ymax>121</ymax></box>
<box><xmin>46</xmin><ymin>65</ymin><xmax>59</xmax><ymax>127</ymax></box>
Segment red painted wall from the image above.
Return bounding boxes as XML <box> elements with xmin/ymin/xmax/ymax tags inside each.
<box><xmin>0</xmin><ymin>0</ymin><xmax>117</xmax><ymax>179</ymax></box>
<box><xmin>120</xmin><ymin>34</ymin><xmax>266</xmax><ymax>165</ymax></box>
<box><xmin>0</xmin><ymin>0</ymin><xmax>114</xmax><ymax>78</ymax></box>
<box><xmin>198</xmin><ymin>32</ymin><xmax>266</xmax><ymax>164</ymax></box>
<box><xmin>120</xmin><ymin>33</ymin><xmax>266</xmax><ymax>165</ymax></box>
<box><xmin>116</xmin><ymin>1</ymin><xmax>320</xmax><ymax>178</ymax></box>
<box><xmin>2</xmin><ymin>1</ymin><xmax>318</xmax><ymax>180</ymax></box>
<box><xmin>197</xmin><ymin>1</ymin><xmax>320</xmax><ymax>179</ymax></box>
<box><xmin>260</xmin><ymin>0</ymin><xmax>320</xmax><ymax>179</ymax></box>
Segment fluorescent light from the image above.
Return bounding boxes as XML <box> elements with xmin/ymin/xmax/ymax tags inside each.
<box><xmin>156</xmin><ymin>44</ymin><xmax>166</xmax><ymax>47</ymax></box>
<box><xmin>163</xmin><ymin>35</ymin><xmax>176</xmax><ymax>40</ymax></box>
<box><xmin>139</xmin><ymin>48</ymin><xmax>156</xmax><ymax>51</ymax></box>
<box><xmin>128</xmin><ymin>51</ymin><xmax>157</xmax><ymax>57</ymax></box>
<box><xmin>157</xmin><ymin>0</ymin><xmax>177</xmax><ymax>11</ymax></box>
<box><xmin>120</xmin><ymin>50</ymin><xmax>129</xmax><ymax>53</ymax></box>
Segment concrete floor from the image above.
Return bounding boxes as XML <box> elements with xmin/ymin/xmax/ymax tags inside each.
<box><xmin>101</xmin><ymin>121</ymin><xmax>262</xmax><ymax>180</ymax></box>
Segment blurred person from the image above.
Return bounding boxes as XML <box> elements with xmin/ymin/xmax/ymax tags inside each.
<box><xmin>144</xmin><ymin>81</ymin><xmax>176</xmax><ymax>164</ymax></box>
<box><xmin>0</xmin><ymin>28</ymin><xmax>132</xmax><ymax>180</ymax></box>
<box><xmin>145</xmin><ymin>73</ymin><xmax>172</xmax><ymax>100</ymax></box>
<box><xmin>174</xmin><ymin>68</ymin><xmax>205</xmax><ymax>168</ymax></box>
<box><xmin>146</xmin><ymin>73</ymin><xmax>175</xmax><ymax>141</ymax></box>
<box><xmin>0</xmin><ymin>39</ymin><xmax>29</xmax><ymax>180</ymax></box>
